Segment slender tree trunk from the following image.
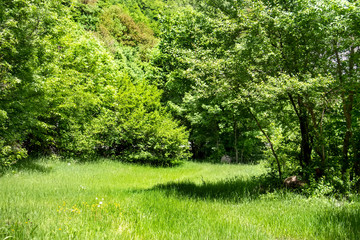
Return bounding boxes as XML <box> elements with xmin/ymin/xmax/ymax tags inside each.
<box><xmin>298</xmin><ymin>106</ymin><xmax>312</xmax><ymax>166</ymax></box>
<box><xmin>214</xmin><ymin>122</ymin><xmax>221</xmax><ymax>158</ymax></box>
<box><xmin>353</xmin><ymin>143</ymin><xmax>360</xmax><ymax>182</ymax></box>
<box><xmin>334</xmin><ymin>42</ymin><xmax>354</xmax><ymax>174</ymax></box>
<box><xmin>288</xmin><ymin>93</ymin><xmax>312</xmax><ymax>167</ymax></box>
<box><xmin>307</xmin><ymin>105</ymin><xmax>326</xmax><ymax>167</ymax></box>
<box><xmin>342</xmin><ymin>92</ymin><xmax>354</xmax><ymax>173</ymax></box>
<box><xmin>349</xmin><ymin>46</ymin><xmax>358</xmax><ymax>179</ymax></box>
<box><xmin>320</xmin><ymin>108</ymin><xmax>326</xmax><ymax>166</ymax></box>
<box><xmin>248</xmin><ymin>107</ymin><xmax>282</xmax><ymax>180</ymax></box>
<box><xmin>241</xmin><ymin>148</ymin><xmax>244</xmax><ymax>162</ymax></box>
<box><xmin>233</xmin><ymin>116</ymin><xmax>239</xmax><ymax>163</ymax></box>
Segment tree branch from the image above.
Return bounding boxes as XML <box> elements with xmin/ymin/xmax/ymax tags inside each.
<box><xmin>247</xmin><ymin>106</ymin><xmax>282</xmax><ymax>180</ymax></box>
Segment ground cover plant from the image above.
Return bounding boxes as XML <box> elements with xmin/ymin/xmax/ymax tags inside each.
<box><xmin>1</xmin><ymin>157</ymin><xmax>359</xmax><ymax>239</ymax></box>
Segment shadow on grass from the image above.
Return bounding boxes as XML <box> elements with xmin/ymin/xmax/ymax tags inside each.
<box><xmin>191</xmin><ymin>157</ymin><xmax>261</xmax><ymax>165</ymax></box>
<box><xmin>315</xmin><ymin>205</ymin><xmax>360</xmax><ymax>239</ymax></box>
<box><xmin>0</xmin><ymin>158</ymin><xmax>53</xmax><ymax>177</ymax></box>
<box><xmin>151</xmin><ymin>176</ymin><xmax>276</xmax><ymax>202</ymax></box>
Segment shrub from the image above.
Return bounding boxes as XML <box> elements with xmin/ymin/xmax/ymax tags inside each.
<box><xmin>82</xmin><ymin>80</ymin><xmax>191</xmax><ymax>165</ymax></box>
<box><xmin>0</xmin><ymin>141</ymin><xmax>28</xmax><ymax>169</ymax></box>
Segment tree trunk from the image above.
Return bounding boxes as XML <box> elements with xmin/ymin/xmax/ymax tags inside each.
<box><xmin>299</xmin><ymin>121</ymin><xmax>312</xmax><ymax>165</ymax></box>
<box><xmin>298</xmin><ymin>97</ymin><xmax>312</xmax><ymax>167</ymax></box>
<box><xmin>233</xmin><ymin>116</ymin><xmax>239</xmax><ymax>163</ymax></box>
<box><xmin>288</xmin><ymin>93</ymin><xmax>312</xmax><ymax>168</ymax></box>
<box><xmin>334</xmin><ymin>42</ymin><xmax>354</xmax><ymax>174</ymax></box>
<box><xmin>353</xmin><ymin>143</ymin><xmax>360</xmax><ymax>183</ymax></box>
<box><xmin>307</xmin><ymin>105</ymin><xmax>327</xmax><ymax>167</ymax></box>
<box><xmin>248</xmin><ymin>107</ymin><xmax>282</xmax><ymax>180</ymax></box>
<box><xmin>241</xmin><ymin>148</ymin><xmax>244</xmax><ymax>163</ymax></box>
<box><xmin>342</xmin><ymin>91</ymin><xmax>354</xmax><ymax>173</ymax></box>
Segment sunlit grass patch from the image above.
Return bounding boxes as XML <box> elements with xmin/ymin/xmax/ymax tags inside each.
<box><xmin>1</xmin><ymin>157</ymin><xmax>359</xmax><ymax>239</ymax></box>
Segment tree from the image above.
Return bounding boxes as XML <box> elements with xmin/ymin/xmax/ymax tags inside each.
<box><xmin>153</xmin><ymin>0</ymin><xmax>360</xmax><ymax>189</ymax></box>
<box><xmin>202</xmin><ymin>0</ymin><xmax>360</xmax><ymax>185</ymax></box>
<box><xmin>152</xmin><ymin>4</ymin><xmax>265</xmax><ymax>162</ymax></box>
<box><xmin>0</xmin><ymin>0</ymin><xmax>190</xmax><ymax>167</ymax></box>
<box><xmin>0</xmin><ymin>0</ymin><xmax>64</xmax><ymax>167</ymax></box>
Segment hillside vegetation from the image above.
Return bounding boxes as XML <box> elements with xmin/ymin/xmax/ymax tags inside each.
<box><xmin>1</xmin><ymin>0</ymin><xmax>360</xmax><ymax>195</ymax></box>
<box><xmin>0</xmin><ymin>0</ymin><xmax>189</xmax><ymax>167</ymax></box>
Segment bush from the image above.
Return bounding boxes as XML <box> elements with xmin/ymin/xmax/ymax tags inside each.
<box><xmin>0</xmin><ymin>141</ymin><xmax>28</xmax><ymax>169</ymax></box>
<box><xmin>82</xmin><ymin>80</ymin><xmax>191</xmax><ymax>165</ymax></box>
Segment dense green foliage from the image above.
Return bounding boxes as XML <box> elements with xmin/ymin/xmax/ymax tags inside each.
<box><xmin>150</xmin><ymin>0</ymin><xmax>360</xmax><ymax>194</ymax></box>
<box><xmin>1</xmin><ymin>0</ymin><xmax>360</xmax><ymax>193</ymax></box>
<box><xmin>0</xmin><ymin>0</ymin><xmax>189</xmax><ymax>167</ymax></box>
<box><xmin>152</xmin><ymin>5</ymin><xmax>264</xmax><ymax>162</ymax></box>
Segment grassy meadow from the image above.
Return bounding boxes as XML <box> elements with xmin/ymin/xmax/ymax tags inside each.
<box><xmin>1</xmin><ymin>157</ymin><xmax>359</xmax><ymax>239</ymax></box>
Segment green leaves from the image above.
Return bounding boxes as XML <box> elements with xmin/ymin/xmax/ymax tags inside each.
<box><xmin>0</xmin><ymin>0</ymin><xmax>190</xmax><ymax>167</ymax></box>
<box><xmin>150</xmin><ymin>0</ymin><xmax>360</xmax><ymax>189</ymax></box>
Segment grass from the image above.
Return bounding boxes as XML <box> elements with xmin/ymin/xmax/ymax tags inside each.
<box><xmin>1</xmin><ymin>157</ymin><xmax>359</xmax><ymax>239</ymax></box>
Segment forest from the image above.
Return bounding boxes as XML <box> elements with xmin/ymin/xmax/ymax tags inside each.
<box><xmin>2</xmin><ymin>0</ymin><xmax>360</xmax><ymax>193</ymax></box>
<box><xmin>2</xmin><ymin>0</ymin><xmax>359</xmax><ymax>194</ymax></box>
<box><xmin>1</xmin><ymin>0</ymin><xmax>360</xmax><ymax>239</ymax></box>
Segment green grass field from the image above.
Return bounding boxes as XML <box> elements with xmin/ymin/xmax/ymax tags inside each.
<box><xmin>1</xmin><ymin>157</ymin><xmax>359</xmax><ymax>239</ymax></box>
